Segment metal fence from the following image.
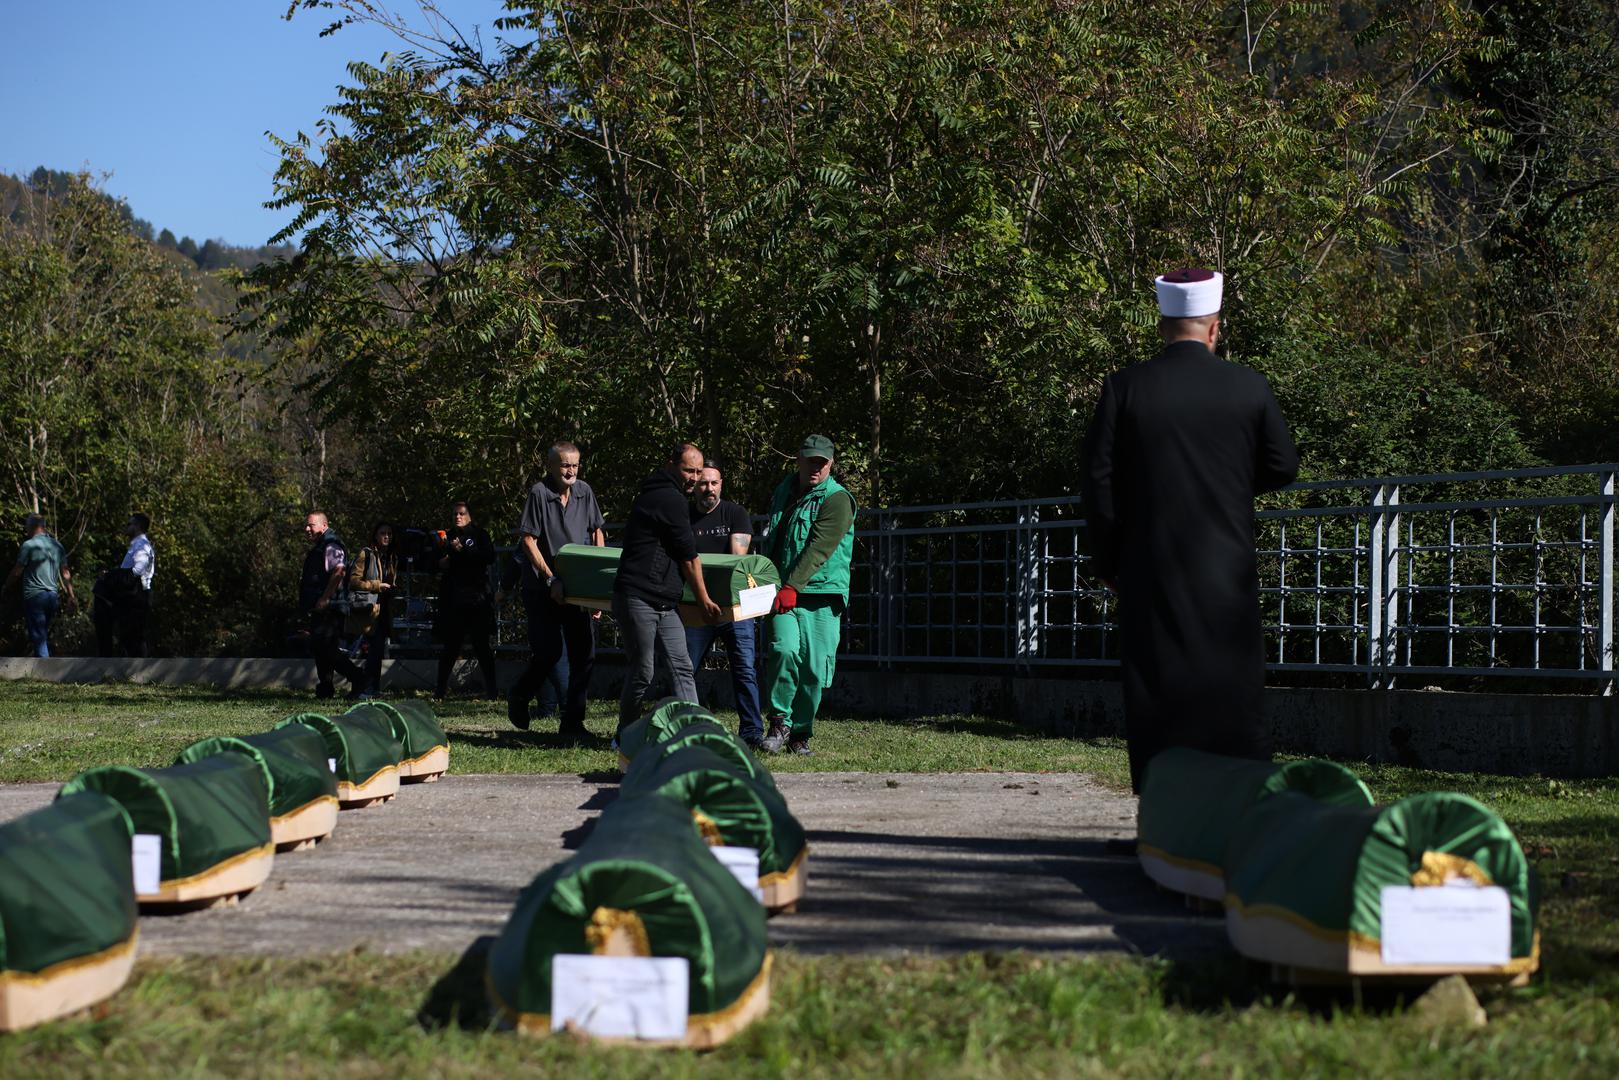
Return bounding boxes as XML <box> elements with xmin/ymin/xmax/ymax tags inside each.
<box><xmin>418</xmin><ymin>463</ymin><xmax>1614</xmax><ymax>693</ymax></box>
<box><xmin>840</xmin><ymin>464</ymin><xmax>1616</xmax><ymax>694</ymax></box>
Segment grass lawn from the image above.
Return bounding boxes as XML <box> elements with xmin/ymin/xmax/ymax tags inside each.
<box><xmin>1</xmin><ymin>680</ymin><xmax>1617</xmax><ymax>1076</ymax></box>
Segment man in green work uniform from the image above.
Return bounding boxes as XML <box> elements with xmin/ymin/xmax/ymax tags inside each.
<box><xmin>760</xmin><ymin>434</ymin><xmax>857</xmax><ymax>756</ymax></box>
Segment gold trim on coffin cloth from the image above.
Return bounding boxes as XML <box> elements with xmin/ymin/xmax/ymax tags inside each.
<box><xmin>339</xmin><ymin>763</ymin><xmax>398</xmax><ymax>792</ymax></box>
<box><xmin>759</xmin><ymin>844</ymin><xmax>810</xmax><ymax>888</ymax></box>
<box><xmin>691</xmin><ymin>810</ymin><xmax>725</xmax><ymax>846</ymax></box>
<box><xmin>490</xmin><ymin>952</ymin><xmax>775</xmax><ymax>1046</ymax></box>
<box><xmin>148</xmin><ymin>841</ymin><xmax>275</xmax><ymax>895</ymax></box>
<box><xmin>1222</xmin><ymin>894</ymin><xmax>1542</xmax><ymax>975</ymax></box>
<box><xmin>1136</xmin><ymin>843</ymin><xmax>1223</xmax><ymax>880</ymax></box>
<box><xmin>269</xmin><ymin>794</ymin><xmax>339</xmax><ymax>827</ymax></box>
<box><xmin>0</xmin><ymin>931</ymin><xmax>138</xmax><ymax>990</ymax></box>
<box><xmin>586</xmin><ymin>907</ymin><xmax>652</xmax><ymax>957</ymax></box>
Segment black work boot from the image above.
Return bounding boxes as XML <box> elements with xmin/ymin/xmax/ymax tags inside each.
<box><xmin>760</xmin><ymin>719</ymin><xmax>790</xmax><ymax>754</ymax></box>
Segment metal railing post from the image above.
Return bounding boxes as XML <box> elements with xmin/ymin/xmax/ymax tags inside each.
<box><xmin>878</xmin><ymin>510</ymin><xmax>901</xmax><ymax>671</ymax></box>
<box><xmin>1368</xmin><ymin>484</ymin><xmax>1400</xmax><ymax>688</ymax></box>
<box><xmin>1015</xmin><ymin>503</ymin><xmax>1041</xmax><ymax>671</ymax></box>
<box><xmin>1601</xmin><ymin>470</ymin><xmax>1615</xmax><ymax>696</ymax></box>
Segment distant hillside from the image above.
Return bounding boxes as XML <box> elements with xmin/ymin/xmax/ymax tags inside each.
<box><xmin>2</xmin><ymin>166</ymin><xmax>293</xmax><ymax>275</ymax></box>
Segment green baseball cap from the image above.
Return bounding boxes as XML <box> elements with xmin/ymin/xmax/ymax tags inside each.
<box><xmin>799</xmin><ymin>434</ymin><xmax>835</xmax><ymax>460</ymax></box>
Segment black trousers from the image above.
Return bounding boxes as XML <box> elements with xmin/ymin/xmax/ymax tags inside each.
<box><xmin>361</xmin><ymin>616</ymin><xmax>391</xmax><ymax>695</ymax></box>
<box><xmin>510</xmin><ymin>586</ymin><xmax>594</xmax><ymax>731</ymax></box>
<box><xmin>94</xmin><ymin>591</ymin><xmax>150</xmax><ymax>657</ymax></box>
<box><xmin>437</xmin><ymin>600</ymin><xmax>498</xmax><ymax>696</ymax></box>
<box><xmin>310</xmin><ymin>609</ymin><xmax>362</xmax><ymax>693</ymax></box>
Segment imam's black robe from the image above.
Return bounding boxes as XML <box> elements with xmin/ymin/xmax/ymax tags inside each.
<box><xmin>1081</xmin><ymin>339</ymin><xmax>1300</xmax><ymax>793</ymax></box>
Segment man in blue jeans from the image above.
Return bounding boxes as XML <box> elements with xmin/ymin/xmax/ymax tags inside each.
<box><xmin>684</xmin><ymin>464</ymin><xmax>764</xmax><ymax>747</ymax></box>
<box><xmin>612</xmin><ymin>443</ymin><xmax>723</xmax><ymax>739</ymax></box>
<box><xmin>6</xmin><ymin>515</ymin><xmax>77</xmax><ymax>657</ymax></box>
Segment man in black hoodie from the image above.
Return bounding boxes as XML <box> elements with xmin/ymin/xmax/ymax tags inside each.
<box><xmin>434</xmin><ymin>500</ymin><xmax>499</xmax><ymax>698</ymax></box>
<box><xmin>612</xmin><ymin>443</ymin><xmax>724</xmax><ymax>737</ymax></box>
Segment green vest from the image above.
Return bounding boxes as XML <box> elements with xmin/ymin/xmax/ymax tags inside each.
<box><xmin>766</xmin><ymin>473</ymin><xmax>856</xmax><ymax>597</ymax></box>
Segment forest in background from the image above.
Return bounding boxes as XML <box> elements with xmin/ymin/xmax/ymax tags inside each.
<box><xmin>3</xmin><ymin>0</ymin><xmax>1617</xmax><ymax>655</ymax></box>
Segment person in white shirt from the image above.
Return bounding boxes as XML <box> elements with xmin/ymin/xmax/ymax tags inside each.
<box><xmin>95</xmin><ymin>513</ymin><xmax>154</xmax><ymax>656</ymax></box>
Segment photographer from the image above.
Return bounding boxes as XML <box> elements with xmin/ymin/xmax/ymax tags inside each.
<box><xmin>434</xmin><ymin>501</ymin><xmax>499</xmax><ymax>698</ymax></box>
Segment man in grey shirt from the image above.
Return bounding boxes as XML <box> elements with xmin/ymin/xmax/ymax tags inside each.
<box><xmin>509</xmin><ymin>441</ymin><xmax>606</xmax><ymax>737</ymax></box>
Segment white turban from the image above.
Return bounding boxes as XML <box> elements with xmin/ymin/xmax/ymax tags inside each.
<box><xmin>1155</xmin><ymin>268</ymin><xmax>1223</xmax><ymax>318</ymax></box>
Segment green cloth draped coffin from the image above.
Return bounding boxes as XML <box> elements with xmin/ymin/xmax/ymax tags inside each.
<box><xmin>345</xmin><ymin>700</ymin><xmax>449</xmax><ymax>781</ymax></box>
<box><xmin>58</xmin><ymin>758</ymin><xmax>274</xmax><ymax>905</ymax></box>
<box><xmin>625</xmin><ymin>718</ymin><xmax>776</xmax><ymax>791</ymax></box>
<box><xmin>615</xmin><ymin>698</ymin><xmax>715</xmax><ymax>770</ymax></box>
<box><xmin>1223</xmin><ymin>790</ymin><xmax>1540</xmax><ymax>979</ymax></box>
<box><xmin>277</xmin><ymin>712</ymin><xmax>403</xmax><ymax>806</ymax></box>
<box><xmin>554</xmin><ymin>544</ymin><xmax>781</xmax><ymax>626</ymax></box>
<box><xmin>620</xmin><ymin>745</ymin><xmax>806</xmax><ymax>912</ymax></box>
<box><xmin>1137</xmin><ymin>748</ymin><xmax>1374</xmax><ymax>901</ymax></box>
<box><xmin>175</xmin><ymin>727</ymin><xmax>339</xmax><ymax>850</ymax></box>
<box><xmin>486</xmin><ymin>793</ymin><xmax>771</xmax><ymax>1047</ymax></box>
<box><xmin>0</xmin><ymin>793</ymin><xmax>139</xmax><ymax>1032</ymax></box>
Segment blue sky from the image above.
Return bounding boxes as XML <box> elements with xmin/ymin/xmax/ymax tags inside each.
<box><xmin>2</xmin><ymin>1</ymin><xmax>502</xmax><ymax>247</ymax></box>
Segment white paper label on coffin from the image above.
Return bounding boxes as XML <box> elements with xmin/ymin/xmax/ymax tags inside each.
<box><xmin>736</xmin><ymin>584</ymin><xmax>777</xmax><ymax>620</ymax></box>
<box><xmin>711</xmin><ymin>845</ymin><xmax>764</xmax><ymax>902</ymax></box>
<box><xmin>1380</xmin><ymin>884</ymin><xmax>1511</xmax><ymax>966</ymax></box>
<box><xmin>328</xmin><ymin>757</ymin><xmax>337</xmax><ymax>773</ymax></box>
<box><xmin>550</xmin><ymin>955</ymin><xmax>689</xmax><ymax>1040</ymax></box>
<box><xmin>132</xmin><ymin>833</ymin><xmax>163</xmax><ymax>894</ymax></box>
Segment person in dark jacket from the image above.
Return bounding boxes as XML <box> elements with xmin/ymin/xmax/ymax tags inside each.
<box><xmin>347</xmin><ymin>521</ymin><xmax>398</xmax><ymax>697</ymax></box>
<box><xmin>434</xmin><ymin>500</ymin><xmax>499</xmax><ymax>698</ymax></box>
<box><xmin>611</xmin><ymin>443</ymin><xmax>724</xmax><ymax>737</ymax></box>
<box><xmin>299</xmin><ymin>510</ymin><xmax>364</xmax><ymax>698</ymax></box>
<box><xmin>1081</xmin><ymin>268</ymin><xmax>1300</xmax><ymax>813</ymax></box>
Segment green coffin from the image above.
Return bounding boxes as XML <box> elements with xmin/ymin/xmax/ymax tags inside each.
<box><xmin>619</xmin><ymin>745</ymin><xmax>806</xmax><ymax>908</ymax></box>
<box><xmin>486</xmin><ymin>793</ymin><xmax>770</xmax><ymax>1045</ymax></box>
<box><xmin>176</xmin><ymin>728</ymin><xmax>337</xmax><ymax>823</ymax></box>
<box><xmin>0</xmin><ymin>792</ymin><xmax>137</xmax><ymax>986</ymax></box>
<box><xmin>1223</xmin><ymin>791</ymin><xmax>1540</xmax><ymax>977</ymax></box>
<box><xmin>277</xmin><ymin>712</ymin><xmax>403</xmax><ymax>799</ymax></box>
<box><xmin>616</xmin><ymin>698</ymin><xmax>714</xmax><ymax>768</ymax></box>
<box><xmin>1137</xmin><ymin>749</ymin><xmax>1373</xmax><ymax>901</ymax></box>
<box><xmin>346</xmin><ymin>700</ymin><xmax>449</xmax><ymax>777</ymax></box>
<box><xmin>58</xmin><ymin>758</ymin><xmax>273</xmax><ymax>899</ymax></box>
<box><xmin>555</xmin><ymin>544</ymin><xmax>780</xmax><ymax>624</ymax></box>
<box><xmin>624</xmin><ymin>719</ymin><xmax>775</xmax><ymax>791</ymax></box>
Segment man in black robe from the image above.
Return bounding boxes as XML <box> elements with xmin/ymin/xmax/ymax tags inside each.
<box><xmin>1082</xmin><ymin>268</ymin><xmax>1299</xmax><ymax>805</ymax></box>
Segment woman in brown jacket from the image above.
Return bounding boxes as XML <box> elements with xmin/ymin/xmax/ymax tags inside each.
<box><xmin>347</xmin><ymin>521</ymin><xmax>398</xmax><ymax>697</ymax></box>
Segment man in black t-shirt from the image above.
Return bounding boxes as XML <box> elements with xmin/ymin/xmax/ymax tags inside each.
<box><xmin>434</xmin><ymin>501</ymin><xmax>499</xmax><ymax>698</ymax></box>
<box><xmin>685</xmin><ymin>464</ymin><xmax>764</xmax><ymax>746</ymax></box>
<box><xmin>612</xmin><ymin>443</ymin><xmax>723</xmax><ymax>737</ymax></box>
<box><xmin>508</xmin><ymin>441</ymin><xmax>606</xmax><ymax>736</ymax></box>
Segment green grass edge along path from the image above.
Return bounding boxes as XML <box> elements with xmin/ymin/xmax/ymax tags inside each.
<box><xmin>2</xmin><ymin>681</ymin><xmax>1618</xmax><ymax>1077</ymax></box>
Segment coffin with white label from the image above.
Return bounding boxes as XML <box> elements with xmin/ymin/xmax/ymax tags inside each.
<box><xmin>485</xmin><ymin>793</ymin><xmax>770</xmax><ymax>1048</ymax></box>
<box><xmin>346</xmin><ymin>700</ymin><xmax>449</xmax><ymax>781</ymax></box>
<box><xmin>175</xmin><ymin>726</ymin><xmax>339</xmax><ymax>850</ymax></box>
<box><xmin>1223</xmin><ymin>790</ymin><xmax>1539</xmax><ymax>982</ymax></box>
<box><xmin>554</xmin><ymin>544</ymin><xmax>780</xmax><ymax>627</ymax></box>
<box><xmin>624</xmin><ymin>718</ymin><xmax>775</xmax><ymax>791</ymax></box>
<box><xmin>615</xmin><ymin>698</ymin><xmax>713</xmax><ymax>771</ymax></box>
<box><xmin>0</xmin><ymin>793</ymin><xmax>139</xmax><ymax>1031</ymax></box>
<box><xmin>57</xmin><ymin>759</ymin><xmax>274</xmax><ymax>906</ymax></box>
<box><xmin>276</xmin><ymin>712</ymin><xmax>402</xmax><ymax>807</ymax></box>
<box><xmin>619</xmin><ymin>745</ymin><xmax>806</xmax><ymax>913</ymax></box>
<box><xmin>1137</xmin><ymin>748</ymin><xmax>1373</xmax><ymax>902</ymax></box>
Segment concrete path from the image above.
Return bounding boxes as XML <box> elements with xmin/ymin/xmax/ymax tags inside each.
<box><xmin>0</xmin><ymin>772</ymin><xmax>1223</xmax><ymax>959</ymax></box>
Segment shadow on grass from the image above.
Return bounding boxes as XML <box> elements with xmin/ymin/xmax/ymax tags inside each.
<box><xmin>449</xmin><ymin>729</ymin><xmax>612</xmax><ymax>753</ymax></box>
<box><xmin>419</xmin><ymin>935</ymin><xmax>499</xmax><ymax>1031</ymax></box>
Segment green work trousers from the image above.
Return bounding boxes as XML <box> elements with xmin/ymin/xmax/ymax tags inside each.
<box><xmin>763</xmin><ymin>594</ymin><xmax>843</xmax><ymax>738</ymax></box>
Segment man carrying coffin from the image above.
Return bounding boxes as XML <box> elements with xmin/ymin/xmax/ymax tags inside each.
<box><xmin>1081</xmin><ymin>268</ymin><xmax>1299</xmax><ymax>815</ymax></box>
<box><xmin>759</xmin><ymin>435</ymin><xmax>857</xmax><ymax>757</ymax></box>
<box><xmin>612</xmin><ymin>443</ymin><xmax>724</xmax><ymax>741</ymax></box>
